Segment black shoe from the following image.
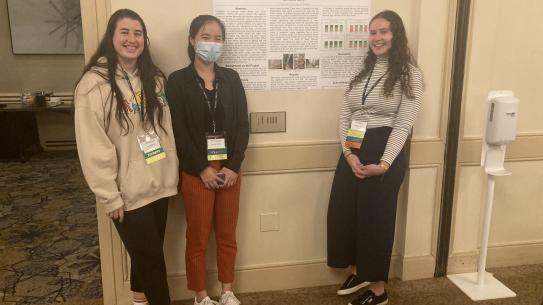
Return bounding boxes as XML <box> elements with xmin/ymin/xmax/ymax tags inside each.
<box><xmin>348</xmin><ymin>290</ymin><xmax>388</xmax><ymax>305</ymax></box>
<box><xmin>337</xmin><ymin>274</ymin><xmax>370</xmax><ymax>295</ymax></box>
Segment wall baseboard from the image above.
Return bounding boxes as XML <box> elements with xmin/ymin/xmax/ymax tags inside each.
<box><xmin>163</xmin><ymin>253</ymin><xmax>439</xmax><ymax>300</ymax></box>
<box><xmin>166</xmin><ymin>261</ymin><xmax>348</xmax><ymax>300</ymax></box>
<box><xmin>446</xmin><ymin>251</ymin><xmax>478</xmax><ymax>274</ymax></box>
<box><xmin>399</xmin><ymin>255</ymin><xmax>437</xmax><ymax>280</ymax></box>
<box><xmin>447</xmin><ymin>241</ymin><xmax>543</xmax><ymax>275</ymax></box>
<box><xmin>487</xmin><ymin>241</ymin><xmax>543</xmax><ymax>268</ymax></box>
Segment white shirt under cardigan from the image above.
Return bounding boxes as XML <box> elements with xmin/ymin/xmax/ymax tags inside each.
<box><xmin>339</xmin><ymin>57</ymin><xmax>424</xmax><ymax>166</ymax></box>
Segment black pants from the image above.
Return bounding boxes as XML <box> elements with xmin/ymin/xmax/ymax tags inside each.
<box><xmin>327</xmin><ymin>127</ymin><xmax>406</xmax><ymax>282</ymax></box>
<box><xmin>113</xmin><ymin>197</ymin><xmax>170</xmax><ymax>305</ymax></box>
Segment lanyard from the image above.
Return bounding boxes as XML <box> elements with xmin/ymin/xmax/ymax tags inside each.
<box><xmin>362</xmin><ymin>68</ymin><xmax>387</xmax><ymax>105</ymax></box>
<box><xmin>121</xmin><ymin>69</ymin><xmax>145</xmax><ymax>116</ymax></box>
<box><xmin>197</xmin><ymin>79</ymin><xmax>220</xmax><ymax>133</ymax></box>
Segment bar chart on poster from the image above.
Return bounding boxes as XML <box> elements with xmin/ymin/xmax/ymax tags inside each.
<box><xmin>214</xmin><ymin>0</ymin><xmax>371</xmax><ymax>90</ymax></box>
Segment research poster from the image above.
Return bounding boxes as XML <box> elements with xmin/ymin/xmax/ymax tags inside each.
<box><xmin>214</xmin><ymin>0</ymin><xmax>371</xmax><ymax>90</ymax></box>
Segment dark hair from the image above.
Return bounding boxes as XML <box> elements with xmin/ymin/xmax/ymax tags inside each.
<box><xmin>79</xmin><ymin>9</ymin><xmax>165</xmax><ymax>134</ymax></box>
<box><xmin>187</xmin><ymin>15</ymin><xmax>226</xmax><ymax>62</ymax></box>
<box><xmin>348</xmin><ymin>10</ymin><xmax>418</xmax><ymax>98</ymax></box>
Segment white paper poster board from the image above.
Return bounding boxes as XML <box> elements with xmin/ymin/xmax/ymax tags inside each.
<box><xmin>214</xmin><ymin>0</ymin><xmax>371</xmax><ymax>90</ymax></box>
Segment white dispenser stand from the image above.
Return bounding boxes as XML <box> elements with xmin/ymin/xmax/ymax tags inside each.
<box><xmin>447</xmin><ymin>91</ymin><xmax>519</xmax><ymax>301</ymax></box>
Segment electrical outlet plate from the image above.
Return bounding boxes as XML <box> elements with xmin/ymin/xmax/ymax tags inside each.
<box><xmin>250</xmin><ymin>112</ymin><xmax>286</xmax><ymax>133</ymax></box>
<box><xmin>260</xmin><ymin>212</ymin><xmax>280</xmax><ymax>232</ymax></box>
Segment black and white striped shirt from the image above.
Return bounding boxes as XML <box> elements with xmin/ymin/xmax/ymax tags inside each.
<box><xmin>339</xmin><ymin>57</ymin><xmax>424</xmax><ymax>165</ymax></box>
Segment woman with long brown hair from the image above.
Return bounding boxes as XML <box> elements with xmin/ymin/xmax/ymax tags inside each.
<box><xmin>74</xmin><ymin>9</ymin><xmax>178</xmax><ymax>305</ymax></box>
<box><xmin>327</xmin><ymin>10</ymin><xmax>424</xmax><ymax>305</ymax></box>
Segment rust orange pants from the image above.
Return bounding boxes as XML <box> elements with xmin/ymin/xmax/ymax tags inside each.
<box><xmin>181</xmin><ymin>161</ymin><xmax>241</xmax><ymax>292</ymax></box>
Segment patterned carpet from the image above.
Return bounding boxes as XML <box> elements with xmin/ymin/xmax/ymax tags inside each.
<box><xmin>0</xmin><ymin>152</ymin><xmax>102</xmax><ymax>305</ymax></box>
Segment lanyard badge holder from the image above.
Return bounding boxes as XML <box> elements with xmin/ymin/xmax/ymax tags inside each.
<box><xmin>123</xmin><ymin>68</ymin><xmax>165</xmax><ymax>164</ymax></box>
<box><xmin>206</xmin><ymin>132</ymin><xmax>227</xmax><ymax>161</ymax></box>
<box><xmin>122</xmin><ymin>68</ymin><xmax>145</xmax><ymax>115</ymax></box>
<box><xmin>345</xmin><ymin>69</ymin><xmax>387</xmax><ymax>150</ymax></box>
<box><xmin>137</xmin><ymin>131</ymin><xmax>166</xmax><ymax>164</ymax></box>
<box><xmin>345</xmin><ymin>120</ymin><xmax>367</xmax><ymax>149</ymax></box>
<box><xmin>197</xmin><ymin>79</ymin><xmax>228</xmax><ymax>161</ymax></box>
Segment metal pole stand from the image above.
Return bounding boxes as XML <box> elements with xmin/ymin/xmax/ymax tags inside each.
<box><xmin>447</xmin><ymin>144</ymin><xmax>516</xmax><ymax>301</ymax></box>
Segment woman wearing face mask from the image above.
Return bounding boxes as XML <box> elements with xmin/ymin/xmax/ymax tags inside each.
<box><xmin>166</xmin><ymin>15</ymin><xmax>249</xmax><ymax>305</ymax></box>
<box><xmin>327</xmin><ymin>10</ymin><xmax>423</xmax><ymax>305</ymax></box>
<box><xmin>74</xmin><ymin>9</ymin><xmax>178</xmax><ymax>305</ymax></box>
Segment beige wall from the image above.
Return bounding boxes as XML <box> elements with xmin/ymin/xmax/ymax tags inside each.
<box><xmin>0</xmin><ymin>0</ymin><xmax>84</xmax><ymax>93</ymax></box>
<box><xmin>81</xmin><ymin>0</ymin><xmax>543</xmax><ymax>304</ymax></box>
<box><xmin>82</xmin><ymin>1</ymin><xmax>455</xmax><ymax>303</ymax></box>
<box><xmin>449</xmin><ymin>0</ymin><xmax>543</xmax><ymax>273</ymax></box>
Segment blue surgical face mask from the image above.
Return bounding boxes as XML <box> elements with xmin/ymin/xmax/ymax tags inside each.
<box><xmin>195</xmin><ymin>41</ymin><xmax>223</xmax><ymax>64</ymax></box>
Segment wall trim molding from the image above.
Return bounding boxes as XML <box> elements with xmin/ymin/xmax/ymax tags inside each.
<box><xmin>160</xmin><ymin>255</ymin><xmax>407</xmax><ymax>300</ymax></box>
<box><xmin>0</xmin><ymin>92</ymin><xmax>74</xmax><ymax>104</ymax></box>
<box><xmin>0</xmin><ymin>92</ymin><xmax>74</xmax><ymax>97</ymax></box>
<box><xmin>122</xmin><ymin>253</ymin><xmax>431</xmax><ymax>300</ymax></box>
<box><xmin>245</xmin><ymin>137</ymin><xmax>443</xmax><ymax>150</ymax></box>
<box><xmin>486</xmin><ymin>240</ymin><xmax>543</xmax><ymax>268</ymax></box>
<box><xmin>399</xmin><ymin>255</ymin><xmax>437</xmax><ymax>281</ymax></box>
<box><xmin>448</xmin><ymin>240</ymin><xmax>543</xmax><ymax>274</ymax></box>
<box><xmin>242</xmin><ymin>139</ymin><xmax>445</xmax><ymax>174</ymax></box>
<box><xmin>459</xmin><ymin>134</ymin><xmax>543</xmax><ymax>164</ymax></box>
<box><xmin>165</xmin><ymin>261</ymin><xmax>346</xmax><ymax>300</ymax></box>
<box><xmin>447</xmin><ymin>250</ymin><xmax>478</xmax><ymax>274</ymax></box>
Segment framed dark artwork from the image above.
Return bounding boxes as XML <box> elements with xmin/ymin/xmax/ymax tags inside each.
<box><xmin>7</xmin><ymin>0</ymin><xmax>83</xmax><ymax>54</ymax></box>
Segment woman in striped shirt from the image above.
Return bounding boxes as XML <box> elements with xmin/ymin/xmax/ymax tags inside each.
<box><xmin>327</xmin><ymin>10</ymin><xmax>424</xmax><ymax>305</ymax></box>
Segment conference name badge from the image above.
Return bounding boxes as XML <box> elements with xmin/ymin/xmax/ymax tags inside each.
<box><xmin>137</xmin><ymin>131</ymin><xmax>166</xmax><ymax>165</ymax></box>
<box><xmin>206</xmin><ymin>132</ymin><xmax>227</xmax><ymax>161</ymax></box>
<box><xmin>345</xmin><ymin>120</ymin><xmax>367</xmax><ymax>149</ymax></box>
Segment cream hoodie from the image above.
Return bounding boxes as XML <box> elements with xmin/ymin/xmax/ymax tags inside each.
<box><xmin>74</xmin><ymin>61</ymin><xmax>178</xmax><ymax>214</ymax></box>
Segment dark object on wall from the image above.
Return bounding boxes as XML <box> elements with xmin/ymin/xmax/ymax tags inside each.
<box><xmin>7</xmin><ymin>0</ymin><xmax>83</xmax><ymax>54</ymax></box>
<box><xmin>0</xmin><ymin>111</ymin><xmax>41</xmax><ymax>161</ymax></box>
<box><xmin>435</xmin><ymin>0</ymin><xmax>472</xmax><ymax>277</ymax></box>
<box><xmin>33</xmin><ymin>91</ymin><xmax>52</xmax><ymax>107</ymax></box>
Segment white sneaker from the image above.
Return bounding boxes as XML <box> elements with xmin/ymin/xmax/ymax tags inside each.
<box><xmin>133</xmin><ymin>298</ymin><xmax>148</xmax><ymax>305</ymax></box>
<box><xmin>219</xmin><ymin>291</ymin><xmax>241</xmax><ymax>305</ymax></box>
<box><xmin>194</xmin><ymin>296</ymin><xmax>219</xmax><ymax>305</ymax></box>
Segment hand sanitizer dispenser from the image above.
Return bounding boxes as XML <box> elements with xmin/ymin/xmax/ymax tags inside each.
<box><xmin>485</xmin><ymin>95</ymin><xmax>519</xmax><ymax>145</ymax></box>
<box><xmin>481</xmin><ymin>91</ymin><xmax>519</xmax><ymax>175</ymax></box>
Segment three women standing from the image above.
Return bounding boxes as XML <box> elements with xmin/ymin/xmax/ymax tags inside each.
<box><xmin>327</xmin><ymin>10</ymin><xmax>424</xmax><ymax>305</ymax></box>
<box><xmin>76</xmin><ymin>7</ymin><xmax>421</xmax><ymax>305</ymax></box>
<box><xmin>167</xmin><ymin>15</ymin><xmax>249</xmax><ymax>305</ymax></box>
<box><xmin>75</xmin><ymin>9</ymin><xmax>178</xmax><ymax>305</ymax></box>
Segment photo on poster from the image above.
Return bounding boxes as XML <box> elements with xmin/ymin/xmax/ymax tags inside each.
<box><xmin>283</xmin><ymin>54</ymin><xmax>293</xmax><ymax>70</ymax></box>
<box><xmin>305</xmin><ymin>59</ymin><xmax>320</xmax><ymax>69</ymax></box>
<box><xmin>293</xmin><ymin>54</ymin><xmax>305</xmax><ymax>70</ymax></box>
<box><xmin>268</xmin><ymin>59</ymin><xmax>283</xmax><ymax>69</ymax></box>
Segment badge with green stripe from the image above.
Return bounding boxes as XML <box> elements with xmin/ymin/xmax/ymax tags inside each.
<box><xmin>207</xmin><ymin>135</ymin><xmax>228</xmax><ymax>161</ymax></box>
<box><xmin>345</xmin><ymin>120</ymin><xmax>367</xmax><ymax>149</ymax></box>
<box><xmin>137</xmin><ymin>131</ymin><xmax>166</xmax><ymax>165</ymax></box>
<box><xmin>144</xmin><ymin>147</ymin><xmax>166</xmax><ymax>164</ymax></box>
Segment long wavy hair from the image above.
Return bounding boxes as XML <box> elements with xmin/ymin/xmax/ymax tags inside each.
<box><xmin>187</xmin><ymin>15</ymin><xmax>226</xmax><ymax>62</ymax></box>
<box><xmin>79</xmin><ymin>9</ymin><xmax>165</xmax><ymax>134</ymax></box>
<box><xmin>348</xmin><ymin>10</ymin><xmax>418</xmax><ymax>98</ymax></box>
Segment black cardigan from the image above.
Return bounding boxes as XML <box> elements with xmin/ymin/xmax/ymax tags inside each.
<box><xmin>166</xmin><ymin>64</ymin><xmax>249</xmax><ymax>176</ymax></box>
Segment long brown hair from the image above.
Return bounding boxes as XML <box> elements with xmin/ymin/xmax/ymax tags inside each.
<box><xmin>348</xmin><ymin>10</ymin><xmax>418</xmax><ymax>98</ymax></box>
<box><xmin>79</xmin><ymin>9</ymin><xmax>165</xmax><ymax>134</ymax></box>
